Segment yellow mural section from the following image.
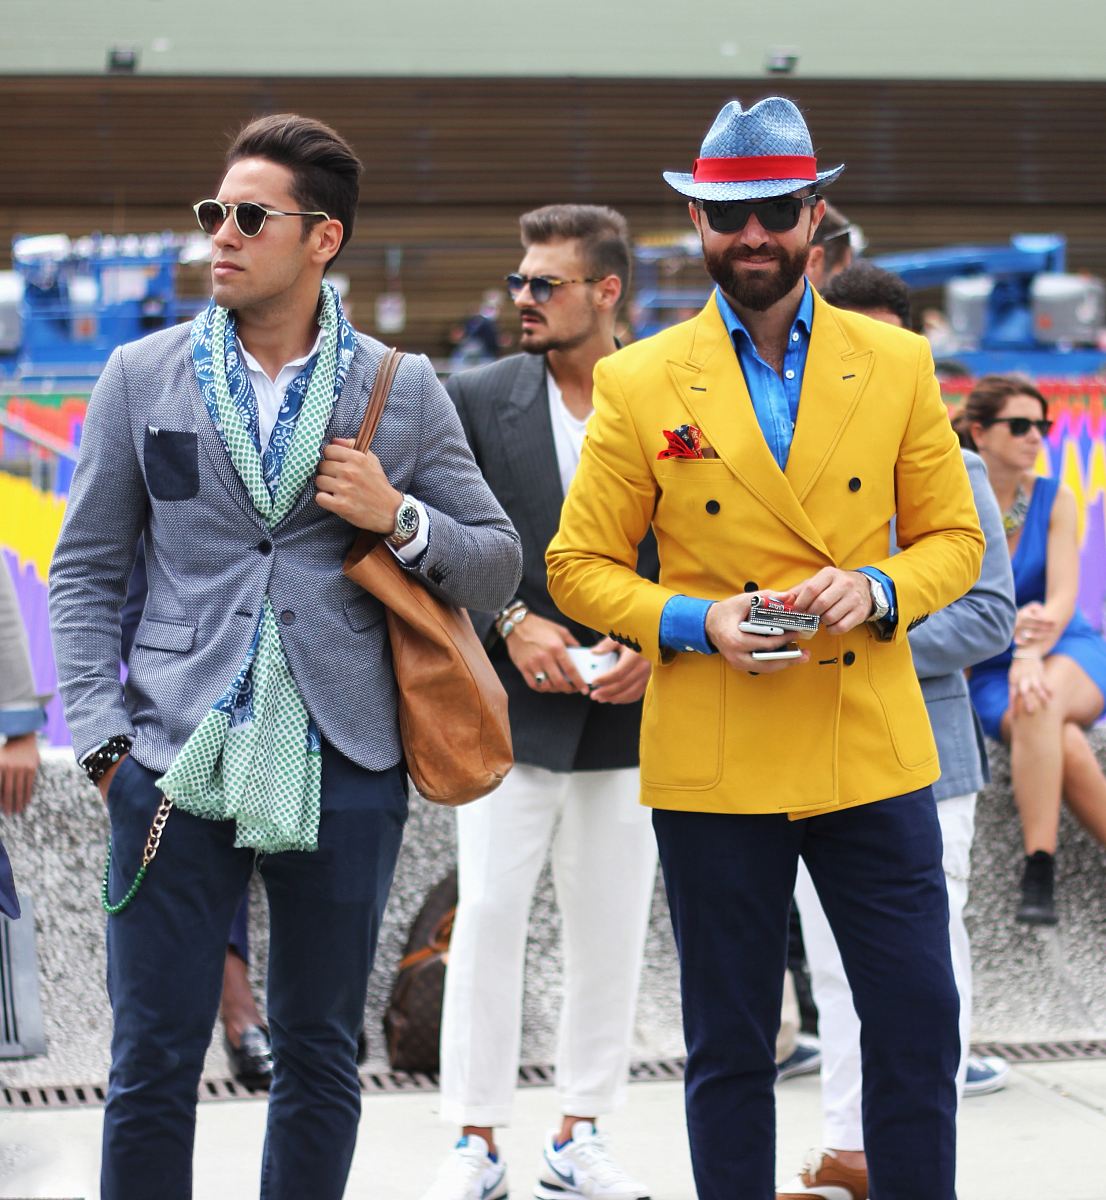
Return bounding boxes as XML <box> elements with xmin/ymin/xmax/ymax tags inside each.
<box><xmin>0</xmin><ymin>470</ymin><xmax>66</xmax><ymax>580</ymax></box>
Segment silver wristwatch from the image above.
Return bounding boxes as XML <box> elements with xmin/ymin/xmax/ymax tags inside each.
<box><xmin>386</xmin><ymin>494</ymin><xmax>420</xmax><ymax>547</ymax></box>
<box><xmin>865</xmin><ymin>573</ymin><xmax>891</xmax><ymax>622</ymax></box>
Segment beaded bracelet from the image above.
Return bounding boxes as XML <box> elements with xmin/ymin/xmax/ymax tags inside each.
<box><xmin>81</xmin><ymin>735</ymin><xmax>133</xmax><ymax>785</ymax></box>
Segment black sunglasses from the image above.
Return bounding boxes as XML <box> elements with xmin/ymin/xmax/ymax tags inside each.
<box><xmin>699</xmin><ymin>194</ymin><xmax>820</xmax><ymax>235</ymax></box>
<box><xmin>193</xmin><ymin>199</ymin><xmax>330</xmax><ymax>239</ymax></box>
<box><xmin>504</xmin><ymin>273</ymin><xmax>602</xmax><ymax>304</ymax></box>
<box><xmin>985</xmin><ymin>417</ymin><xmax>1053</xmax><ymax>438</ymax></box>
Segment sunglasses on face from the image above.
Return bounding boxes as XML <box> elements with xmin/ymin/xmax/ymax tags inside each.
<box><xmin>504</xmin><ymin>273</ymin><xmax>602</xmax><ymax>304</ymax></box>
<box><xmin>699</xmin><ymin>194</ymin><xmax>820</xmax><ymax>235</ymax></box>
<box><xmin>193</xmin><ymin>199</ymin><xmax>330</xmax><ymax>239</ymax></box>
<box><xmin>985</xmin><ymin>416</ymin><xmax>1053</xmax><ymax>438</ymax></box>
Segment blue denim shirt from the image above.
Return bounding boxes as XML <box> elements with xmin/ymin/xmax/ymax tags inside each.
<box><xmin>660</xmin><ymin>284</ymin><xmax>896</xmax><ymax>653</ymax></box>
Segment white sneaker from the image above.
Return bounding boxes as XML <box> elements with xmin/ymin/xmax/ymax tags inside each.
<box><xmin>421</xmin><ymin>1135</ymin><xmax>509</xmax><ymax>1200</ymax></box>
<box><xmin>534</xmin><ymin>1121</ymin><xmax>649</xmax><ymax>1200</ymax></box>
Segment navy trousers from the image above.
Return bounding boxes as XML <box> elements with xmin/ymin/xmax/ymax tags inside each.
<box><xmin>100</xmin><ymin>741</ymin><xmax>407</xmax><ymax>1200</ymax></box>
<box><xmin>653</xmin><ymin>788</ymin><xmax>959</xmax><ymax>1200</ymax></box>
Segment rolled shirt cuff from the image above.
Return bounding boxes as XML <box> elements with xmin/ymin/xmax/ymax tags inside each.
<box><xmin>659</xmin><ymin>594</ymin><xmax>716</xmax><ymax>654</ymax></box>
<box><xmin>0</xmin><ymin>706</ymin><xmax>47</xmax><ymax>739</ymax></box>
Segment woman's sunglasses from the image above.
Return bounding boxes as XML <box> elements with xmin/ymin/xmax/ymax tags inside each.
<box><xmin>193</xmin><ymin>199</ymin><xmax>330</xmax><ymax>239</ymax></box>
<box><xmin>504</xmin><ymin>273</ymin><xmax>602</xmax><ymax>304</ymax></box>
<box><xmin>699</xmin><ymin>194</ymin><xmax>820</xmax><ymax>235</ymax></box>
<box><xmin>985</xmin><ymin>417</ymin><xmax>1053</xmax><ymax>438</ymax></box>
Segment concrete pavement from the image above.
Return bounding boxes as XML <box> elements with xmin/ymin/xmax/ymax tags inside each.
<box><xmin>2</xmin><ymin>1058</ymin><xmax>1105</xmax><ymax>1199</ymax></box>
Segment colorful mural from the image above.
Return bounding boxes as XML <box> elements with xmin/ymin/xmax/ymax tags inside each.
<box><xmin>3</xmin><ymin>385</ymin><xmax>1105</xmax><ymax>747</ymax></box>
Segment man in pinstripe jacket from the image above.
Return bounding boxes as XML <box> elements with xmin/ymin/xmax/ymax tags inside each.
<box><xmin>49</xmin><ymin>114</ymin><xmax>520</xmax><ymax>1200</ymax></box>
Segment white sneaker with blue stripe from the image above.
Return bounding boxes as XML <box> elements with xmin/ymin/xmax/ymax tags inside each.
<box><xmin>534</xmin><ymin>1121</ymin><xmax>649</xmax><ymax>1200</ymax></box>
<box><xmin>421</xmin><ymin>1134</ymin><xmax>508</xmax><ymax>1200</ymax></box>
<box><xmin>963</xmin><ymin>1054</ymin><xmax>1010</xmax><ymax>1097</ymax></box>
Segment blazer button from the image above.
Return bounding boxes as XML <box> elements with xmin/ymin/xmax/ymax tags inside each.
<box><xmin>705</xmin><ymin>499</ymin><xmax>721</xmax><ymax>515</ymax></box>
<box><xmin>743</xmin><ymin>581</ymin><xmax>759</xmax><ymax>593</ymax></box>
<box><xmin>848</xmin><ymin>477</ymin><xmax>862</xmax><ymax>492</ymax></box>
<box><xmin>843</xmin><ymin>650</ymin><xmax>856</xmax><ymax>665</ymax></box>
<box><xmin>281</xmin><ymin>610</ymin><xmax>295</xmax><ymax>625</ymax></box>
<box><xmin>257</xmin><ymin>538</ymin><xmax>273</xmax><ymax>555</ymax></box>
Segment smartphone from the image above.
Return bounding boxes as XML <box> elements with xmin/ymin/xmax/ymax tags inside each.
<box><xmin>739</xmin><ymin>620</ymin><xmax>786</xmax><ymax>636</ymax></box>
<box><xmin>750</xmin><ymin>647</ymin><xmax>803</xmax><ymax>661</ymax></box>
<box><xmin>566</xmin><ymin>646</ymin><xmax>619</xmax><ymax>683</ymax></box>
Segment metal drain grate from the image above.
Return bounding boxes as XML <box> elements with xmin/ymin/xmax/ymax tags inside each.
<box><xmin>971</xmin><ymin>1039</ymin><xmax>1106</xmax><ymax>1063</ymax></box>
<box><xmin>2</xmin><ymin>1044</ymin><xmax>1103</xmax><ymax>1111</ymax></box>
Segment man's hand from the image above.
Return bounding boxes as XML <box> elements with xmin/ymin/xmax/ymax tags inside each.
<box><xmin>96</xmin><ymin>753</ymin><xmax>130</xmax><ymax>804</ymax></box>
<box><xmin>589</xmin><ymin>638</ymin><xmax>652</xmax><ymax>704</ymax></box>
<box><xmin>704</xmin><ymin>594</ymin><xmax>809</xmax><ymax>674</ymax></box>
<box><xmin>0</xmin><ymin>733</ymin><xmax>38</xmax><ymax>816</ymax></box>
<box><xmin>505</xmin><ymin>612</ymin><xmax>589</xmax><ymax>694</ymax></box>
<box><xmin>786</xmin><ymin>568</ymin><xmax>873</xmax><ymax>636</ymax></box>
<box><xmin>315</xmin><ymin>437</ymin><xmax>403</xmax><ymax>532</ymax></box>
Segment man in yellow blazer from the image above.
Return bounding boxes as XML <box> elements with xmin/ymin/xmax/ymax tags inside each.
<box><xmin>546</xmin><ymin>98</ymin><xmax>984</xmax><ymax>1200</ymax></box>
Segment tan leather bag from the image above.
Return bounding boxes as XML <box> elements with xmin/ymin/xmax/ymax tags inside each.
<box><xmin>341</xmin><ymin>348</ymin><xmax>513</xmax><ymax>805</ymax></box>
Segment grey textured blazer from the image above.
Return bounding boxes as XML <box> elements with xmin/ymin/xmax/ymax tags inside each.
<box><xmin>49</xmin><ymin>324</ymin><xmax>522</xmax><ymax>774</ymax></box>
<box><xmin>447</xmin><ymin>352</ymin><xmax>659</xmax><ymax>773</ymax></box>
<box><xmin>906</xmin><ymin>449</ymin><xmax>1015</xmax><ymax>801</ymax></box>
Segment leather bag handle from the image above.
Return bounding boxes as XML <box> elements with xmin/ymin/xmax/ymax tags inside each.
<box><xmin>353</xmin><ymin>347</ymin><xmax>405</xmax><ymax>454</ymax></box>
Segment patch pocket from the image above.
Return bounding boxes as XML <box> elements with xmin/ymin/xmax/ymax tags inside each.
<box><xmin>144</xmin><ymin>429</ymin><xmax>199</xmax><ymax>501</ymax></box>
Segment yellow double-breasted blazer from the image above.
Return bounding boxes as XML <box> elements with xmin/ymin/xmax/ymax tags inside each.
<box><xmin>546</xmin><ymin>294</ymin><xmax>985</xmax><ymax>817</ymax></box>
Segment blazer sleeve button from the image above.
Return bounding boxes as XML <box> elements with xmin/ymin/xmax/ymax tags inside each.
<box><xmin>705</xmin><ymin>500</ymin><xmax>721</xmax><ymax>514</ymax></box>
<box><xmin>848</xmin><ymin>477</ymin><xmax>862</xmax><ymax>492</ymax></box>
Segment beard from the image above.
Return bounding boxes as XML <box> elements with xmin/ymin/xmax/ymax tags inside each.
<box><xmin>703</xmin><ymin>239</ymin><xmax>810</xmax><ymax>313</ymax></box>
<box><xmin>517</xmin><ymin>307</ymin><xmax>596</xmax><ymax>355</ymax></box>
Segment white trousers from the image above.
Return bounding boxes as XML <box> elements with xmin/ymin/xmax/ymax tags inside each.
<box><xmin>439</xmin><ymin>763</ymin><xmax>658</xmax><ymax>1127</ymax></box>
<box><xmin>794</xmin><ymin>792</ymin><xmax>977</xmax><ymax>1150</ymax></box>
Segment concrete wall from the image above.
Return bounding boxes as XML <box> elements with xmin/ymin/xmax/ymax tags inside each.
<box><xmin>1</xmin><ymin>735</ymin><xmax>1104</xmax><ymax>1089</ymax></box>
<box><xmin>3</xmin><ymin>0</ymin><xmax>1104</xmax><ymax>79</ymax></box>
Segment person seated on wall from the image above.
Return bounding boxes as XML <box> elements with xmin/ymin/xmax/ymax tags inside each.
<box><xmin>955</xmin><ymin>374</ymin><xmax>1106</xmax><ymax>926</ymax></box>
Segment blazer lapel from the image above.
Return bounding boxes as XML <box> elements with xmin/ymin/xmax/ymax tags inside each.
<box><xmin>785</xmin><ymin>293</ymin><xmax>874</xmax><ymax>504</ymax></box>
<box><xmin>500</xmin><ymin>354</ymin><xmax>565</xmax><ymax>546</ymax></box>
<box><xmin>668</xmin><ymin>300</ymin><xmax>829</xmax><ymax>555</ymax></box>
<box><xmin>189</xmin><ymin>366</ymin><xmax>262</xmax><ymax>526</ymax></box>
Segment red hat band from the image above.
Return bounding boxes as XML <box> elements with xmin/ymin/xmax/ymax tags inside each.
<box><xmin>692</xmin><ymin>155</ymin><xmax>818</xmax><ymax>184</ymax></box>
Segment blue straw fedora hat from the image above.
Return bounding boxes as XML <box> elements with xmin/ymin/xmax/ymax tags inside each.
<box><xmin>663</xmin><ymin>97</ymin><xmax>844</xmax><ymax>201</ymax></box>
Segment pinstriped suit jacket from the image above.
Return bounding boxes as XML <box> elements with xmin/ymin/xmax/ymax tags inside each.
<box><xmin>49</xmin><ymin>324</ymin><xmax>522</xmax><ymax>775</ymax></box>
<box><xmin>448</xmin><ymin>352</ymin><xmax>659</xmax><ymax>773</ymax></box>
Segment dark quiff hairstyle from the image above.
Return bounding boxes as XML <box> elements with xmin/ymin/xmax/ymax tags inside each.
<box><xmin>519</xmin><ymin>205</ymin><xmax>633</xmax><ymax>300</ymax></box>
<box><xmin>823</xmin><ymin>262</ymin><xmax>912</xmax><ymax>328</ymax></box>
<box><xmin>811</xmin><ymin>200</ymin><xmax>853</xmax><ymax>275</ymax></box>
<box><xmin>227</xmin><ymin>114</ymin><xmax>363</xmax><ymax>266</ymax></box>
<box><xmin>952</xmin><ymin>374</ymin><xmax>1049</xmax><ymax>450</ymax></box>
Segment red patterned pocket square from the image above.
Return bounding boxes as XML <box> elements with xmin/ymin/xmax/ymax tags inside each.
<box><xmin>658</xmin><ymin>424</ymin><xmax>704</xmax><ymax>460</ymax></box>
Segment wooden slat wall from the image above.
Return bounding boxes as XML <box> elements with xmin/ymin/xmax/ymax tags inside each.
<box><xmin>3</xmin><ymin>76</ymin><xmax>1104</xmax><ymax>353</ymax></box>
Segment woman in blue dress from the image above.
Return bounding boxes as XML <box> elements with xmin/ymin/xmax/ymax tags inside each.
<box><xmin>956</xmin><ymin>375</ymin><xmax>1106</xmax><ymax>925</ymax></box>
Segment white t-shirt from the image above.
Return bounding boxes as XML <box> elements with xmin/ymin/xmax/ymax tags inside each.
<box><xmin>546</xmin><ymin>370</ymin><xmax>591</xmax><ymax>495</ymax></box>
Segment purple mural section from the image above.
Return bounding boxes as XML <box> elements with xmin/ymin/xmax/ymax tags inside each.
<box><xmin>4</xmin><ymin>548</ymin><xmax>69</xmax><ymax>747</ymax></box>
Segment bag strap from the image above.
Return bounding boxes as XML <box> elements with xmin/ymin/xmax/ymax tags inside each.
<box><xmin>353</xmin><ymin>347</ymin><xmax>405</xmax><ymax>454</ymax></box>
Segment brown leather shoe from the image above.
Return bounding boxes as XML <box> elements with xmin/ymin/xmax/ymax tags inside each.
<box><xmin>777</xmin><ymin>1148</ymin><xmax>868</xmax><ymax>1199</ymax></box>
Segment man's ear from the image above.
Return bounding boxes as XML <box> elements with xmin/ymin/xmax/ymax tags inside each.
<box><xmin>594</xmin><ymin>274</ymin><xmax>623</xmax><ymax>312</ymax></box>
<box><xmin>313</xmin><ymin>218</ymin><xmax>344</xmax><ymax>267</ymax></box>
<box><xmin>688</xmin><ymin>200</ymin><xmax>702</xmax><ymax>232</ymax></box>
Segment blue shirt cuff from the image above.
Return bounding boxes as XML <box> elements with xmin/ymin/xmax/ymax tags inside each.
<box><xmin>0</xmin><ymin>707</ymin><xmax>47</xmax><ymax>738</ymax></box>
<box><xmin>660</xmin><ymin>595</ymin><xmax>716</xmax><ymax>654</ymax></box>
<box><xmin>857</xmin><ymin>567</ymin><xmax>898</xmax><ymax>628</ymax></box>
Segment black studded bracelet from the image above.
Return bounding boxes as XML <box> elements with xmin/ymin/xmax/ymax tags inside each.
<box><xmin>82</xmin><ymin>735</ymin><xmax>133</xmax><ymax>785</ymax></box>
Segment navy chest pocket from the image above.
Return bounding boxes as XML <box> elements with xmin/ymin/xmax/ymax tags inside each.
<box><xmin>144</xmin><ymin>429</ymin><xmax>199</xmax><ymax>501</ymax></box>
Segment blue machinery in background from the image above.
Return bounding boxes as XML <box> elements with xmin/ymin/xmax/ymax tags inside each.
<box><xmin>632</xmin><ymin>232</ymin><xmax>1106</xmax><ymax>378</ymax></box>
<box><xmin>0</xmin><ymin>232</ymin><xmax>208</xmax><ymax>390</ymax></box>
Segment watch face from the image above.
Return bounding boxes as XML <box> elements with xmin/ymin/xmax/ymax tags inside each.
<box><xmin>395</xmin><ymin>501</ymin><xmax>419</xmax><ymax>536</ymax></box>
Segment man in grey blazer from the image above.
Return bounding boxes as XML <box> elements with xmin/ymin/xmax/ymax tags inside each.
<box><xmin>49</xmin><ymin>114</ymin><xmax>520</xmax><ymax>1200</ymax></box>
<box><xmin>778</xmin><ymin>265</ymin><xmax>1017</xmax><ymax>1200</ymax></box>
<box><xmin>423</xmin><ymin>206</ymin><xmax>657</xmax><ymax>1200</ymax></box>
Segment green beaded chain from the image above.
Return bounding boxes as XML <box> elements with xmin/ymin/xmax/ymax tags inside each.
<box><xmin>100</xmin><ymin>843</ymin><xmax>147</xmax><ymax>915</ymax></box>
<box><xmin>100</xmin><ymin>795</ymin><xmax>173</xmax><ymax>916</ymax></box>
